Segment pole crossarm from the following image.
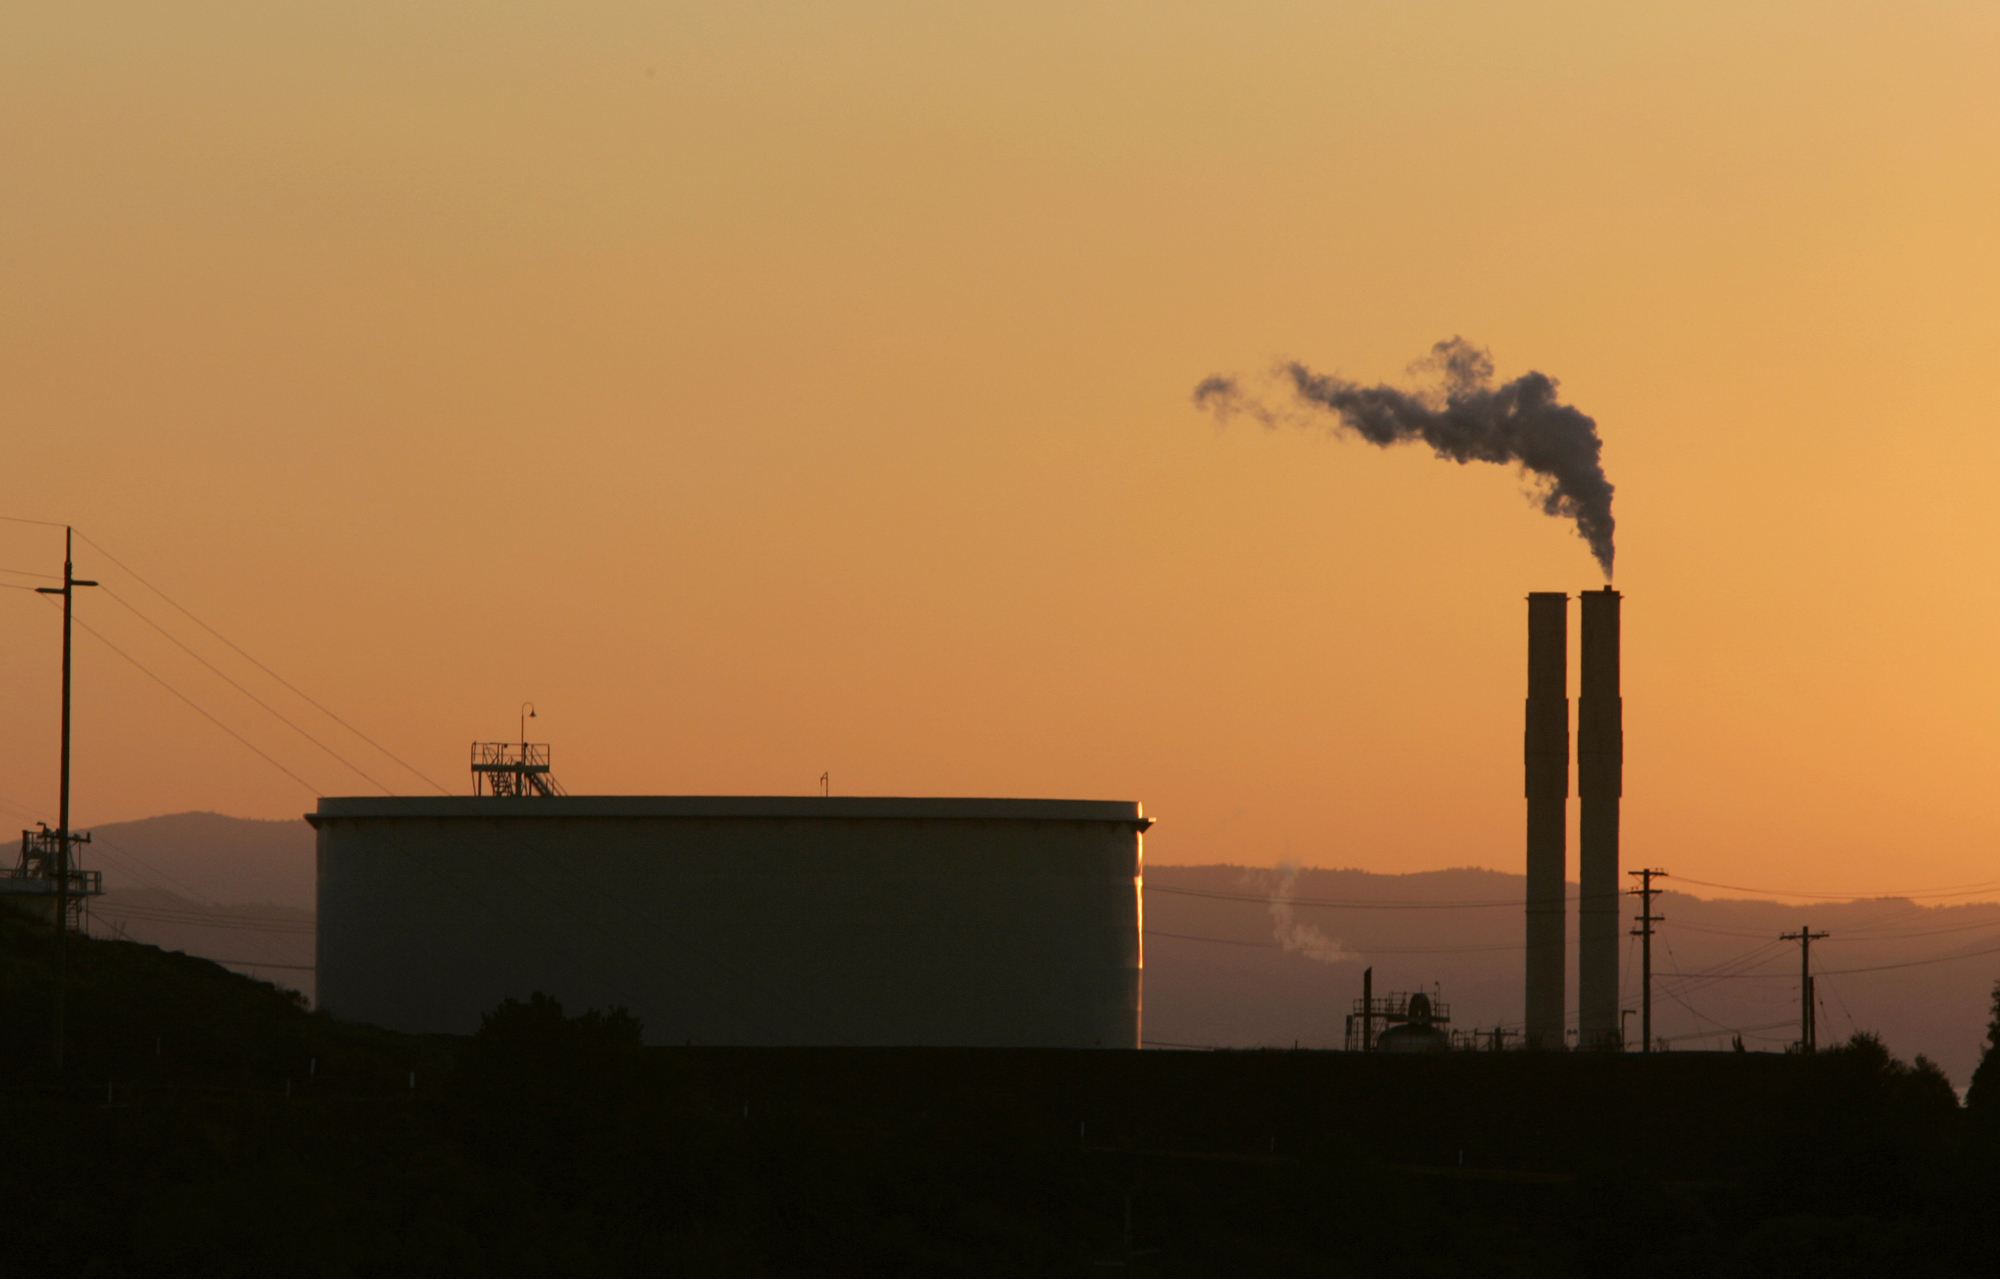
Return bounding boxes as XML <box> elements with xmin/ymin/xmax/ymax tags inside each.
<box><xmin>1779</xmin><ymin>926</ymin><xmax>1831</xmax><ymax>1053</ymax></box>
<box><xmin>1628</xmin><ymin>868</ymin><xmax>1668</xmax><ymax>1053</ymax></box>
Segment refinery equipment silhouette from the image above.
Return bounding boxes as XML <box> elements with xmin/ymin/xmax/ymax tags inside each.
<box><xmin>5</xmin><ymin>515</ymin><xmax>2000</xmax><ymax>1272</ymax></box>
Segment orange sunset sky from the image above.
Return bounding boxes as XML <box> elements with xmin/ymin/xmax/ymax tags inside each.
<box><xmin>4</xmin><ymin>2</ymin><xmax>1998</xmax><ymax>900</ymax></box>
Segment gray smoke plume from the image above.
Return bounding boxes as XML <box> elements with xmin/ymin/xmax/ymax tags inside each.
<box><xmin>1262</xmin><ymin>861</ymin><xmax>1355</xmax><ymax>966</ymax></box>
<box><xmin>1194</xmin><ymin>338</ymin><xmax>1616</xmax><ymax>578</ymax></box>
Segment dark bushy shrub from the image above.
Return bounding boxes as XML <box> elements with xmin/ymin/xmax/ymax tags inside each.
<box><xmin>1966</xmin><ymin>980</ymin><xmax>2000</xmax><ymax>1119</ymax></box>
<box><xmin>464</xmin><ymin>991</ymin><xmax>644</xmax><ymax>1091</ymax></box>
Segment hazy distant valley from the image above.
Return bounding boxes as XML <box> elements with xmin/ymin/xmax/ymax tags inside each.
<box><xmin>76</xmin><ymin>813</ymin><xmax>2000</xmax><ymax>1085</ymax></box>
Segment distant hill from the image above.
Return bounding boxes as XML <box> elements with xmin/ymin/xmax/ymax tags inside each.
<box><xmin>73</xmin><ymin>811</ymin><xmax>316</xmax><ymax>1002</ymax></box>
<box><xmin>83</xmin><ymin>810</ymin><xmax>313</xmax><ymax>909</ymax></box>
<box><xmin>59</xmin><ymin>813</ymin><xmax>2000</xmax><ymax>1083</ymax></box>
<box><xmin>1145</xmin><ymin>864</ymin><xmax>2000</xmax><ymax>1087</ymax></box>
<box><xmin>89</xmin><ymin>888</ymin><xmax>315</xmax><ymax>1004</ymax></box>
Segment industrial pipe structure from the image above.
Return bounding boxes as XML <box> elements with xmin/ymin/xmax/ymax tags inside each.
<box><xmin>1578</xmin><ymin>588</ymin><xmax>1623</xmax><ymax>1050</ymax></box>
<box><xmin>1524</xmin><ymin>593</ymin><xmax>1569</xmax><ymax>1050</ymax></box>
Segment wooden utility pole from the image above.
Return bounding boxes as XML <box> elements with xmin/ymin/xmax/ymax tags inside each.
<box><xmin>1627</xmin><ymin>868</ymin><xmax>1666</xmax><ymax>1052</ymax></box>
<box><xmin>34</xmin><ymin>527</ymin><xmax>96</xmax><ymax>1073</ymax></box>
<box><xmin>1779</xmin><ymin>926</ymin><xmax>1829</xmax><ymax>1052</ymax></box>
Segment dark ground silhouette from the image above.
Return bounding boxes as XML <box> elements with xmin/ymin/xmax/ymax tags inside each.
<box><xmin>3</xmin><ymin>914</ymin><xmax>2000</xmax><ymax>1276</ymax></box>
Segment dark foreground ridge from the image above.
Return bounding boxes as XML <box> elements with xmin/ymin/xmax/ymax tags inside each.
<box><xmin>2</xmin><ymin>914</ymin><xmax>1998</xmax><ymax>1277</ymax></box>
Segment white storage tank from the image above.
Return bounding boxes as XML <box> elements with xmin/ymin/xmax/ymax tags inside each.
<box><xmin>311</xmin><ymin>796</ymin><xmax>1147</xmax><ymax>1047</ymax></box>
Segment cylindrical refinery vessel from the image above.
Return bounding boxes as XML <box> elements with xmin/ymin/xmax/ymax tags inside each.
<box><xmin>311</xmin><ymin>796</ymin><xmax>1147</xmax><ymax>1047</ymax></box>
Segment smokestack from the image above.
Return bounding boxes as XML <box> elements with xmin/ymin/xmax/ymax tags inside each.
<box><xmin>1577</xmin><ymin>587</ymin><xmax>1623</xmax><ymax>1050</ymax></box>
<box><xmin>1524</xmin><ymin>592</ymin><xmax>1569</xmax><ymax>1050</ymax></box>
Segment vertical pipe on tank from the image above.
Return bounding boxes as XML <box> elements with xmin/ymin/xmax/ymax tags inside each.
<box><xmin>1362</xmin><ymin>966</ymin><xmax>1373</xmax><ymax>1052</ymax></box>
<box><xmin>1524</xmin><ymin>593</ymin><xmax>1570</xmax><ymax>1051</ymax></box>
<box><xmin>1578</xmin><ymin>587</ymin><xmax>1623</xmax><ymax>1050</ymax></box>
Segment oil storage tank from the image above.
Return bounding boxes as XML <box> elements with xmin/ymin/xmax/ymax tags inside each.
<box><xmin>311</xmin><ymin>796</ymin><xmax>1147</xmax><ymax>1047</ymax></box>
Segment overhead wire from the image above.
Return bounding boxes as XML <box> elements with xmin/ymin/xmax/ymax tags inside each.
<box><xmin>52</xmin><ymin>599</ymin><xmax>324</xmax><ymax>797</ymax></box>
<box><xmin>1143</xmin><ymin>929</ymin><xmax>1527</xmax><ymax>956</ymax></box>
<box><xmin>1816</xmin><ymin>941</ymin><xmax>2000</xmax><ymax>976</ymax></box>
<box><xmin>1146</xmin><ymin>884</ymin><xmax>1569</xmax><ymax>910</ymax></box>
<box><xmin>96</xmin><ymin>585</ymin><xmax>395</xmax><ymax>795</ymax></box>
<box><xmin>1828</xmin><ymin>917</ymin><xmax>2000</xmax><ymax>942</ymax></box>
<box><xmin>1656</xmin><ymin>935</ymin><xmax>2000</xmax><ymax>978</ymax></box>
<box><xmin>50</xmin><ymin>591</ymin><xmax>817</xmax><ymax>1036</ymax></box>
<box><xmin>11</xmin><ymin>527</ymin><xmax>854</xmax><ymax>1038</ymax></box>
<box><xmin>1656</xmin><ymin>937</ymin><xmax>1788</xmax><ymax>1045</ymax></box>
<box><xmin>1653</xmin><ymin>937</ymin><xmax>1793</xmax><ymax>1001</ymax></box>
<box><xmin>71</xmin><ymin>529</ymin><xmax>452</xmax><ymax>795</ymax></box>
<box><xmin>1673</xmin><ymin>873</ymin><xmax>2000</xmax><ymax>902</ymax></box>
<box><xmin>1661</xmin><ymin>910</ymin><xmax>2000</xmax><ymax>944</ymax></box>
<box><xmin>1822</xmin><ymin>975</ymin><xmax>1863</xmax><ymax>1042</ymax></box>
<box><xmin>1657</xmin><ymin>1020</ymin><xmax>1797</xmax><ymax>1048</ymax></box>
<box><xmin>89</xmin><ymin>903</ymin><xmax>315</xmax><ymax>934</ymax></box>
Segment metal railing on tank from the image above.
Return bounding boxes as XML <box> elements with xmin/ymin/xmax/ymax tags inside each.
<box><xmin>470</xmin><ymin>742</ymin><xmax>567</xmax><ymax>797</ymax></box>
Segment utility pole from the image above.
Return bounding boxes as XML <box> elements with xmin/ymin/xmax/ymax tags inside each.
<box><xmin>1779</xmin><ymin>926</ymin><xmax>1829</xmax><ymax>1052</ymax></box>
<box><xmin>35</xmin><ymin>527</ymin><xmax>96</xmax><ymax>1073</ymax></box>
<box><xmin>1627</xmin><ymin>868</ymin><xmax>1666</xmax><ymax>1053</ymax></box>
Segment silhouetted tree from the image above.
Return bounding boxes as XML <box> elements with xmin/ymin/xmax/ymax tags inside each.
<box><xmin>465</xmin><ymin>991</ymin><xmax>644</xmax><ymax>1091</ymax></box>
<box><xmin>1968</xmin><ymin>979</ymin><xmax>2000</xmax><ymax>1117</ymax></box>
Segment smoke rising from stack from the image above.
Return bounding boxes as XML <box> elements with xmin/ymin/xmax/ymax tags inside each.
<box><xmin>1264</xmin><ymin>861</ymin><xmax>1354</xmax><ymax>965</ymax></box>
<box><xmin>1193</xmin><ymin>338</ymin><xmax>1617</xmax><ymax>578</ymax></box>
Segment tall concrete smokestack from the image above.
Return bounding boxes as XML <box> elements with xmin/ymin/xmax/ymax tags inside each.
<box><xmin>1524</xmin><ymin>592</ymin><xmax>1569</xmax><ymax>1050</ymax></box>
<box><xmin>1578</xmin><ymin>587</ymin><xmax>1623</xmax><ymax>1050</ymax></box>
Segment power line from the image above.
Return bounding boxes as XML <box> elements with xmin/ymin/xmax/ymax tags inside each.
<box><xmin>92</xmin><ymin>905</ymin><xmax>315</xmax><ymax>935</ymax></box>
<box><xmin>1655</xmin><ymin>936</ymin><xmax>2000</xmax><ymax>978</ymax></box>
<box><xmin>1652</xmin><ymin>938</ymin><xmax>1793</xmax><ymax>1001</ymax></box>
<box><xmin>1674</xmin><ymin>873</ymin><xmax>2000</xmax><ymax>903</ymax></box>
<box><xmin>1667</xmin><ymin>921</ymin><xmax>1808</xmax><ymax>940</ymax></box>
<box><xmin>1820</xmin><ymin>971</ymin><xmax>1860</xmax><ymax>1041</ymax></box>
<box><xmin>1817</xmin><ymin>940</ymin><xmax>2000</xmax><ymax>976</ymax></box>
<box><xmin>1146</xmin><ymin>884</ymin><xmax>1565</xmax><ymax>910</ymax></box>
<box><xmin>1143</xmin><ymin>929</ymin><xmax>1527</xmax><ymax>955</ymax></box>
<box><xmin>70</xmin><ymin>529</ymin><xmax>451</xmax><ymax>795</ymax></box>
<box><xmin>96</xmin><ymin>585</ymin><xmax>395</xmax><ymax>795</ymax></box>
<box><xmin>53</xmin><ymin>599</ymin><xmax>323</xmax><ymax>796</ymax></box>
<box><xmin>1824</xmin><ymin>917</ymin><xmax>2000</xmax><ymax>942</ymax></box>
<box><xmin>17</xmin><ymin>525</ymin><xmax>854</xmax><ymax>1039</ymax></box>
<box><xmin>1656</xmin><ymin>1020</ymin><xmax>1798</xmax><ymax>1048</ymax></box>
<box><xmin>59</xmin><ymin>610</ymin><xmax>810</xmax><ymax>1038</ymax></box>
<box><xmin>1656</xmin><ymin>938</ymin><xmax>1772</xmax><ymax>1044</ymax></box>
<box><xmin>1666</xmin><ymin>912</ymin><xmax>2000</xmax><ymax>943</ymax></box>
